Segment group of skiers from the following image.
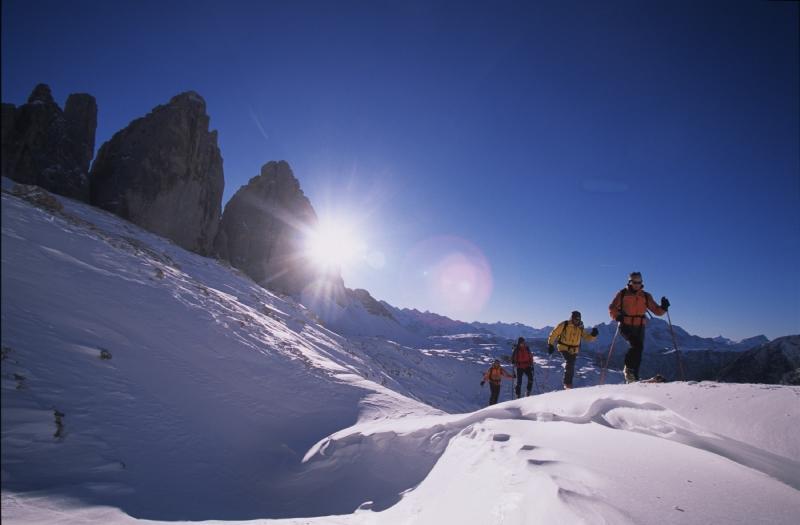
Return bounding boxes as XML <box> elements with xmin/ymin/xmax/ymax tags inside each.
<box><xmin>481</xmin><ymin>271</ymin><xmax>671</xmax><ymax>405</ymax></box>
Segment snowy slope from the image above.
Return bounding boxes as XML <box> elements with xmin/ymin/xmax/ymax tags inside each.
<box><xmin>3</xmin><ymin>183</ymin><xmax>799</xmax><ymax>524</ymax></box>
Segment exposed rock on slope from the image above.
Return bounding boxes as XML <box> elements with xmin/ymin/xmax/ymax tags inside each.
<box><xmin>90</xmin><ymin>91</ymin><xmax>223</xmax><ymax>255</ymax></box>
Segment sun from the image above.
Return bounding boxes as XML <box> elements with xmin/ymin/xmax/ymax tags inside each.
<box><xmin>305</xmin><ymin>219</ymin><xmax>364</xmax><ymax>271</ymax></box>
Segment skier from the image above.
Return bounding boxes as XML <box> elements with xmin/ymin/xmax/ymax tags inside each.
<box><xmin>547</xmin><ymin>310</ymin><xmax>598</xmax><ymax>389</ymax></box>
<box><xmin>511</xmin><ymin>337</ymin><xmax>534</xmax><ymax>398</ymax></box>
<box><xmin>480</xmin><ymin>359</ymin><xmax>514</xmax><ymax>405</ymax></box>
<box><xmin>608</xmin><ymin>271</ymin><xmax>670</xmax><ymax>383</ymax></box>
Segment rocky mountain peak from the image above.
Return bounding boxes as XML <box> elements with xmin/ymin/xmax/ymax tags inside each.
<box><xmin>27</xmin><ymin>83</ymin><xmax>56</xmax><ymax>105</ymax></box>
<box><xmin>1</xmin><ymin>83</ymin><xmax>97</xmax><ymax>201</ymax></box>
<box><xmin>215</xmin><ymin>161</ymin><xmax>343</xmax><ymax>299</ymax></box>
<box><xmin>90</xmin><ymin>90</ymin><xmax>224</xmax><ymax>255</ymax></box>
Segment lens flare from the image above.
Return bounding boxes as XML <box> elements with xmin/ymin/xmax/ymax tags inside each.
<box><xmin>403</xmin><ymin>236</ymin><xmax>493</xmax><ymax>319</ymax></box>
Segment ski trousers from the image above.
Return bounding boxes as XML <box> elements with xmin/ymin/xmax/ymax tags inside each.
<box><xmin>559</xmin><ymin>351</ymin><xmax>577</xmax><ymax>387</ymax></box>
<box><xmin>488</xmin><ymin>382</ymin><xmax>501</xmax><ymax>405</ymax></box>
<box><xmin>620</xmin><ymin>324</ymin><xmax>646</xmax><ymax>378</ymax></box>
<box><xmin>515</xmin><ymin>367</ymin><xmax>533</xmax><ymax>396</ymax></box>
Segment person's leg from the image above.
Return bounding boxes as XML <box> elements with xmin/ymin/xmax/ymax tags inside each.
<box><xmin>628</xmin><ymin>326</ymin><xmax>646</xmax><ymax>379</ymax></box>
<box><xmin>563</xmin><ymin>352</ymin><xmax>576</xmax><ymax>387</ymax></box>
<box><xmin>525</xmin><ymin>367</ymin><xmax>533</xmax><ymax>395</ymax></box>
<box><xmin>620</xmin><ymin>325</ymin><xmax>640</xmax><ymax>383</ymax></box>
<box><xmin>489</xmin><ymin>383</ymin><xmax>500</xmax><ymax>405</ymax></box>
<box><xmin>515</xmin><ymin>369</ymin><xmax>522</xmax><ymax>398</ymax></box>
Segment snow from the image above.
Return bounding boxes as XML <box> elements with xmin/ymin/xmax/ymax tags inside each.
<box><xmin>2</xmin><ymin>182</ymin><xmax>799</xmax><ymax>524</ymax></box>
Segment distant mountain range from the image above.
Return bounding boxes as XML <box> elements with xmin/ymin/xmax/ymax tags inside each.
<box><xmin>309</xmin><ymin>289</ymin><xmax>786</xmax><ymax>383</ymax></box>
<box><xmin>323</xmin><ymin>290</ymin><xmax>769</xmax><ymax>352</ymax></box>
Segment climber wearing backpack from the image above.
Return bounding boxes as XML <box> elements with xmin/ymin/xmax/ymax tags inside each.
<box><xmin>547</xmin><ymin>310</ymin><xmax>598</xmax><ymax>389</ymax></box>
<box><xmin>511</xmin><ymin>337</ymin><xmax>534</xmax><ymax>398</ymax></box>
<box><xmin>608</xmin><ymin>271</ymin><xmax>669</xmax><ymax>383</ymax></box>
<box><xmin>480</xmin><ymin>359</ymin><xmax>514</xmax><ymax>405</ymax></box>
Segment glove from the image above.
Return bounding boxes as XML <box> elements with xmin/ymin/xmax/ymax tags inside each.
<box><xmin>660</xmin><ymin>296</ymin><xmax>670</xmax><ymax>311</ymax></box>
<box><xmin>591</xmin><ymin>327</ymin><xmax>599</xmax><ymax>337</ymax></box>
<box><xmin>480</xmin><ymin>381</ymin><xmax>485</xmax><ymax>387</ymax></box>
<box><xmin>548</xmin><ymin>344</ymin><xmax>555</xmax><ymax>355</ymax></box>
<box><xmin>615</xmin><ymin>313</ymin><xmax>625</xmax><ymax>323</ymax></box>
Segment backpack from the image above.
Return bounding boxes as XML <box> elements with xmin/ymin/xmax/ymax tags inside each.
<box><xmin>512</xmin><ymin>343</ymin><xmax>532</xmax><ymax>367</ymax></box>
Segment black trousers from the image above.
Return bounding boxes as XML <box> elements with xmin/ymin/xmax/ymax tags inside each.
<box><xmin>488</xmin><ymin>382</ymin><xmax>501</xmax><ymax>405</ymax></box>
<box><xmin>515</xmin><ymin>367</ymin><xmax>533</xmax><ymax>396</ymax></box>
<box><xmin>559</xmin><ymin>351</ymin><xmax>577</xmax><ymax>386</ymax></box>
<box><xmin>620</xmin><ymin>324</ymin><xmax>646</xmax><ymax>378</ymax></box>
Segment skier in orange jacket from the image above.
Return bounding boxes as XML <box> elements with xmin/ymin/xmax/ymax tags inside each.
<box><xmin>481</xmin><ymin>359</ymin><xmax>514</xmax><ymax>405</ymax></box>
<box><xmin>609</xmin><ymin>271</ymin><xmax>670</xmax><ymax>383</ymax></box>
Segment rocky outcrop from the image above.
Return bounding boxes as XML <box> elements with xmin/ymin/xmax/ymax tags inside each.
<box><xmin>349</xmin><ymin>289</ymin><xmax>395</xmax><ymax>319</ymax></box>
<box><xmin>90</xmin><ymin>91</ymin><xmax>223</xmax><ymax>255</ymax></box>
<box><xmin>64</xmin><ymin>93</ymin><xmax>97</xmax><ymax>173</ymax></box>
<box><xmin>216</xmin><ymin>161</ymin><xmax>341</xmax><ymax>297</ymax></box>
<box><xmin>717</xmin><ymin>335</ymin><xmax>800</xmax><ymax>385</ymax></box>
<box><xmin>1</xmin><ymin>84</ymin><xmax>97</xmax><ymax>201</ymax></box>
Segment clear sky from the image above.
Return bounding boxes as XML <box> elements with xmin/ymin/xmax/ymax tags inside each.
<box><xmin>2</xmin><ymin>0</ymin><xmax>798</xmax><ymax>340</ymax></box>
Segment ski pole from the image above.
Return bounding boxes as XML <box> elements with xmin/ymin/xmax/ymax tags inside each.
<box><xmin>666</xmin><ymin>311</ymin><xmax>685</xmax><ymax>381</ymax></box>
<box><xmin>600</xmin><ymin>323</ymin><xmax>621</xmax><ymax>385</ymax></box>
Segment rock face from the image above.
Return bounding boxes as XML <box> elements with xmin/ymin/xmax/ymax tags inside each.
<box><xmin>90</xmin><ymin>92</ymin><xmax>223</xmax><ymax>255</ymax></box>
<box><xmin>216</xmin><ymin>161</ymin><xmax>340</xmax><ymax>297</ymax></box>
<box><xmin>349</xmin><ymin>289</ymin><xmax>395</xmax><ymax>318</ymax></box>
<box><xmin>1</xmin><ymin>84</ymin><xmax>97</xmax><ymax>201</ymax></box>
<box><xmin>717</xmin><ymin>335</ymin><xmax>800</xmax><ymax>385</ymax></box>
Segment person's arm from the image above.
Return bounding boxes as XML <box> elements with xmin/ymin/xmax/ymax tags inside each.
<box><xmin>582</xmin><ymin>328</ymin><xmax>598</xmax><ymax>342</ymax></box>
<box><xmin>609</xmin><ymin>290</ymin><xmax>623</xmax><ymax>321</ymax></box>
<box><xmin>645</xmin><ymin>292</ymin><xmax>666</xmax><ymax>316</ymax></box>
<box><xmin>547</xmin><ymin>323</ymin><xmax>562</xmax><ymax>346</ymax></box>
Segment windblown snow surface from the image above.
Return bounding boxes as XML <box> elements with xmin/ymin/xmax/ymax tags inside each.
<box><xmin>2</xmin><ymin>183</ymin><xmax>799</xmax><ymax>524</ymax></box>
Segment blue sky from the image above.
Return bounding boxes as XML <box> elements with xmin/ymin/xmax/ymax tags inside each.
<box><xmin>2</xmin><ymin>0</ymin><xmax>798</xmax><ymax>340</ymax></box>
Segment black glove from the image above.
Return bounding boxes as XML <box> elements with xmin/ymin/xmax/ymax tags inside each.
<box><xmin>615</xmin><ymin>313</ymin><xmax>625</xmax><ymax>323</ymax></box>
<box><xmin>591</xmin><ymin>327</ymin><xmax>599</xmax><ymax>337</ymax></box>
<box><xmin>548</xmin><ymin>344</ymin><xmax>555</xmax><ymax>355</ymax></box>
<box><xmin>480</xmin><ymin>381</ymin><xmax>485</xmax><ymax>387</ymax></box>
<box><xmin>661</xmin><ymin>296</ymin><xmax>670</xmax><ymax>311</ymax></box>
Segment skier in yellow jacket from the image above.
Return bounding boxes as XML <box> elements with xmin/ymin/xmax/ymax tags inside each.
<box><xmin>547</xmin><ymin>310</ymin><xmax>598</xmax><ymax>389</ymax></box>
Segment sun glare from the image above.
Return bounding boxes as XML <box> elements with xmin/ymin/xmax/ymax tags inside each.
<box><xmin>305</xmin><ymin>219</ymin><xmax>364</xmax><ymax>270</ymax></box>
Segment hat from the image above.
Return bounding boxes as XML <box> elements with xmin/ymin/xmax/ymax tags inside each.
<box><xmin>571</xmin><ymin>310</ymin><xmax>581</xmax><ymax>319</ymax></box>
<box><xmin>493</xmin><ymin>359</ymin><xmax>500</xmax><ymax>365</ymax></box>
<box><xmin>517</xmin><ymin>337</ymin><xmax>525</xmax><ymax>343</ymax></box>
